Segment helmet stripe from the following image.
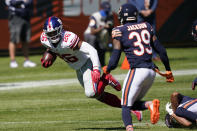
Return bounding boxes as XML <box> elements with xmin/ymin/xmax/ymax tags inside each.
<box><xmin>48</xmin><ymin>17</ymin><xmax>52</xmax><ymax>30</ymax></box>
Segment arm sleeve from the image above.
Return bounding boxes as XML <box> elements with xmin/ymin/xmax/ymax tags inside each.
<box><xmin>150</xmin><ymin>0</ymin><xmax>158</xmax><ymax>11</ymax></box>
<box><xmin>106</xmin><ymin>49</ymin><xmax>121</xmax><ymax>72</ymax></box>
<box><xmin>151</xmin><ymin>39</ymin><xmax>171</xmax><ymax>71</ymax></box>
<box><xmin>175</xmin><ymin>107</ymin><xmax>197</xmax><ymax>122</ymax></box>
<box><xmin>79</xmin><ymin>41</ymin><xmax>101</xmax><ymax>71</ymax></box>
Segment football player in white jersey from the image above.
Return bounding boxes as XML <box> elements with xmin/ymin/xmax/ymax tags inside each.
<box><xmin>40</xmin><ymin>16</ymin><xmax>142</xmax><ymax>120</ymax></box>
<box><xmin>165</xmin><ymin>92</ymin><xmax>197</xmax><ymax>128</ymax></box>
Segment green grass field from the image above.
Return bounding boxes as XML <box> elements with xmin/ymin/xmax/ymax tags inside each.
<box><xmin>0</xmin><ymin>48</ymin><xmax>197</xmax><ymax>131</ymax></box>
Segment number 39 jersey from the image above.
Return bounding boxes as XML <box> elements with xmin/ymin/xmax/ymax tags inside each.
<box><xmin>40</xmin><ymin>31</ymin><xmax>89</xmax><ymax>70</ymax></box>
<box><xmin>112</xmin><ymin>22</ymin><xmax>155</xmax><ymax>69</ymax></box>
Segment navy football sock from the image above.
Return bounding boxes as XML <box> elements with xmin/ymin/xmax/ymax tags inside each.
<box><xmin>122</xmin><ymin>106</ymin><xmax>132</xmax><ymax>127</ymax></box>
<box><xmin>131</xmin><ymin>101</ymin><xmax>147</xmax><ymax>110</ymax></box>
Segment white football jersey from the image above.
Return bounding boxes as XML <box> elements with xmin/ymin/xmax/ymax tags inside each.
<box><xmin>40</xmin><ymin>31</ymin><xmax>90</xmax><ymax>70</ymax></box>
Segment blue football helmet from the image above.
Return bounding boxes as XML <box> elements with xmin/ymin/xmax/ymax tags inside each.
<box><xmin>192</xmin><ymin>19</ymin><xmax>197</xmax><ymax>41</ymax></box>
<box><xmin>43</xmin><ymin>16</ymin><xmax>63</xmax><ymax>43</ymax></box>
<box><xmin>118</xmin><ymin>3</ymin><xmax>138</xmax><ymax>24</ymax></box>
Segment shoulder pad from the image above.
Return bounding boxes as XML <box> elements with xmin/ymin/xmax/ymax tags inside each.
<box><xmin>112</xmin><ymin>27</ymin><xmax>122</xmax><ymax>38</ymax></box>
<box><xmin>62</xmin><ymin>31</ymin><xmax>80</xmax><ymax>49</ymax></box>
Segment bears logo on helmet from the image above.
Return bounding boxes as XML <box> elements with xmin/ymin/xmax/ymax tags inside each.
<box><xmin>118</xmin><ymin>3</ymin><xmax>138</xmax><ymax>25</ymax></box>
<box><xmin>43</xmin><ymin>16</ymin><xmax>63</xmax><ymax>44</ymax></box>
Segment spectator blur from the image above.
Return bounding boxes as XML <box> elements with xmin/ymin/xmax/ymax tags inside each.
<box><xmin>84</xmin><ymin>1</ymin><xmax>114</xmax><ymax>67</ymax></box>
<box><xmin>129</xmin><ymin>0</ymin><xmax>160</xmax><ymax>61</ymax></box>
<box><xmin>5</xmin><ymin>0</ymin><xmax>36</xmax><ymax>68</ymax></box>
<box><xmin>192</xmin><ymin>19</ymin><xmax>197</xmax><ymax>41</ymax></box>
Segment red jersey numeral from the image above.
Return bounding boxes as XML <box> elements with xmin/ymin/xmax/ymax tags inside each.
<box><xmin>41</xmin><ymin>33</ymin><xmax>47</xmax><ymax>41</ymax></box>
<box><xmin>64</xmin><ymin>33</ymin><xmax>71</xmax><ymax>42</ymax></box>
<box><xmin>59</xmin><ymin>54</ymin><xmax>78</xmax><ymax>63</ymax></box>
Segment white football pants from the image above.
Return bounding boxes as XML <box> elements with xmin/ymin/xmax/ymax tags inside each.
<box><xmin>121</xmin><ymin>68</ymin><xmax>156</xmax><ymax>107</ymax></box>
<box><xmin>76</xmin><ymin>59</ymin><xmax>97</xmax><ymax>98</ymax></box>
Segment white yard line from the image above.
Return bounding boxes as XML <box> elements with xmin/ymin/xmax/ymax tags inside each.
<box><xmin>0</xmin><ymin>69</ymin><xmax>197</xmax><ymax>90</ymax></box>
<box><xmin>0</xmin><ymin>120</ymin><xmax>166</xmax><ymax>126</ymax></box>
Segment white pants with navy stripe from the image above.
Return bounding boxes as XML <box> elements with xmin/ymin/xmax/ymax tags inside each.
<box><xmin>121</xmin><ymin>68</ymin><xmax>156</xmax><ymax>107</ymax></box>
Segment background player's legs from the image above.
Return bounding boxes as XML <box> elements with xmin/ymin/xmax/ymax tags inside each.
<box><xmin>22</xmin><ymin>42</ymin><xmax>29</xmax><ymax>60</ymax></box>
<box><xmin>9</xmin><ymin>42</ymin><xmax>16</xmax><ymax>61</ymax></box>
<box><xmin>9</xmin><ymin>42</ymin><xmax>18</xmax><ymax>68</ymax></box>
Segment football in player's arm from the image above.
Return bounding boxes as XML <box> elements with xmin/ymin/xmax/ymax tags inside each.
<box><xmin>165</xmin><ymin>92</ymin><xmax>197</xmax><ymax>128</ymax></box>
<box><xmin>40</xmin><ymin>16</ymin><xmax>142</xmax><ymax>121</ymax></box>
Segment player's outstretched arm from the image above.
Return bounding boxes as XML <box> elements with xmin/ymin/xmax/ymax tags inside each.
<box><xmin>152</xmin><ymin>35</ymin><xmax>174</xmax><ymax>82</ymax></box>
<box><xmin>78</xmin><ymin>41</ymin><xmax>101</xmax><ymax>83</ymax></box>
<box><xmin>104</xmin><ymin>39</ymin><xmax>122</xmax><ymax>74</ymax></box>
<box><xmin>171</xmin><ymin>113</ymin><xmax>193</xmax><ymax>127</ymax></box>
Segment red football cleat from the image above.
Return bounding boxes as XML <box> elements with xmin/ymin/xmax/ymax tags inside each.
<box><xmin>104</xmin><ymin>73</ymin><xmax>121</xmax><ymax>91</ymax></box>
<box><xmin>131</xmin><ymin>110</ymin><xmax>143</xmax><ymax>121</ymax></box>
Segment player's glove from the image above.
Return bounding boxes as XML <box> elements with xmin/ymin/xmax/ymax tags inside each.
<box><xmin>91</xmin><ymin>69</ymin><xmax>100</xmax><ymax>83</ymax></box>
<box><xmin>192</xmin><ymin>77</ymin><xmax>197</xmax><ymax>90</ymax></box>
<box><xmin>102</xmin><ymin>66</ymin><xmax>109</xmax><ymax>74</ymax></box>
<box><xmin>166</xmin><ymin>102</ymin><xmax>173</xmax><ymax>115</ymax></box>
<box><xmin>40</xmin><ymin>57</ymin><xmax>53</xmax><ymax>68</ymax></box>
<box><xmin>166</xmin><ymin>71</ymin><xmax>174</xmax><ymax>82</ymax></box>
<box><xmin>154</xmin><ymin>68</ymin><xmax>174</xmax><ymax>82</ymax></box>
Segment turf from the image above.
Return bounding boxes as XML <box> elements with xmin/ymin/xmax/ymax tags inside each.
<box><xmin>0</xmin><ymin>47</ymin><xmax>197</xmax><ymax>131</ymax></box>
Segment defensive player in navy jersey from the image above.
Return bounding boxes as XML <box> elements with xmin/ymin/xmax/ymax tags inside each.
<box><xmin>103</xmin><ymin>3</ymin><xmax>174</xmax><ymax>131</ymax></box>
<box><xmin>165</xmin><ymin>92</ymin><xmax>197</xmax><ymax>128</ymax></box>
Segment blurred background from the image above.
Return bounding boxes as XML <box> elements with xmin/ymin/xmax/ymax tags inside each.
<box><xmin>0</xmin><ymin>0</ymin><xmax>197</xmax><ymax>56</ymax></box>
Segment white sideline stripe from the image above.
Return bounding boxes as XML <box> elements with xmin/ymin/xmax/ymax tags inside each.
<box><xmin>0</xmin><ymin>69</ymin><xmax>197</xmax><ymax>90</ymax></box>
<box><xmin>0</xmin><ymin>120</ymin><xmax>166</xmax><ymax>126</ymax></box>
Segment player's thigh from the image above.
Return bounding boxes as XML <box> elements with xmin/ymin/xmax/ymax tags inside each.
<box><xmin>8</xmin><ymin>16</ymin><xmax>22</xmax><ymax>43</ymax></box>
<box><xmin>136</xmin><ymin>69</ymin><xmax>156</xmax><ymax>100</ymax></box>
<box><xmin>121</xmin><ymin>68</ymin><xmax>155</xmax><ymax>106</ymax></box>
<box><xmin>77</xmin><ymin>60</ymin><xmax>96</xmax><ymax>98</ymax></box>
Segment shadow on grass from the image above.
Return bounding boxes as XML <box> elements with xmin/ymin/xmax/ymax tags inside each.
<box><xmin>76</xmin><ymin>126</ymin><xmax>150</xmax><ymax>130</ymax></box>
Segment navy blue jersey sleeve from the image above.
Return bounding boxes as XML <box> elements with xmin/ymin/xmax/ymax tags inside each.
<box><xmin>151</xmin><ymin>38</ymin><xmax>171</xmax><ymax>71</ymax></box>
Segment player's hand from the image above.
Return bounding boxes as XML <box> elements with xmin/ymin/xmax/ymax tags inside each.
<box><xmin>166</xmin><ymin>71</ymin><xmax>174</xmax><ymax>82</ymax></box>
<box><xmin>92</xmin><ymin>69</ymin><xmax>100</xmax><ymax>83</ymax></box>
<box><xmin>166</xmin><ymin>102</ymin><xmax>173</xmax><ymax>115</ymax></box>
<box><xmin>154</xmin><ymin>68</ymin><xmax>174</xmax><ymax>82</ymax></box>
<box><xmin>192</xmin><ymin>77</ymin><xmax>197</xmax><ymax>90</ymax></box>
<box><xmin>102</xmin><ymin>66</ymin><xmax>109</xmax><ymax>74</ymax></box>
<box><xmin>40</xmin><ymin>57</ymin><xmax>52</xmax><ymax>68</ymax></box>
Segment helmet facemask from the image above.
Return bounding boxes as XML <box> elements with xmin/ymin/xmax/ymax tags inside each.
<box><xmin>44</xmin><ymin>26</ymin><xmax>62</xmax><ymax>44</ymax></box>
<box><xmin>43</xmin><ymin>16</ymin><xmax>63</xmax><ymax>45</ymax></box>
